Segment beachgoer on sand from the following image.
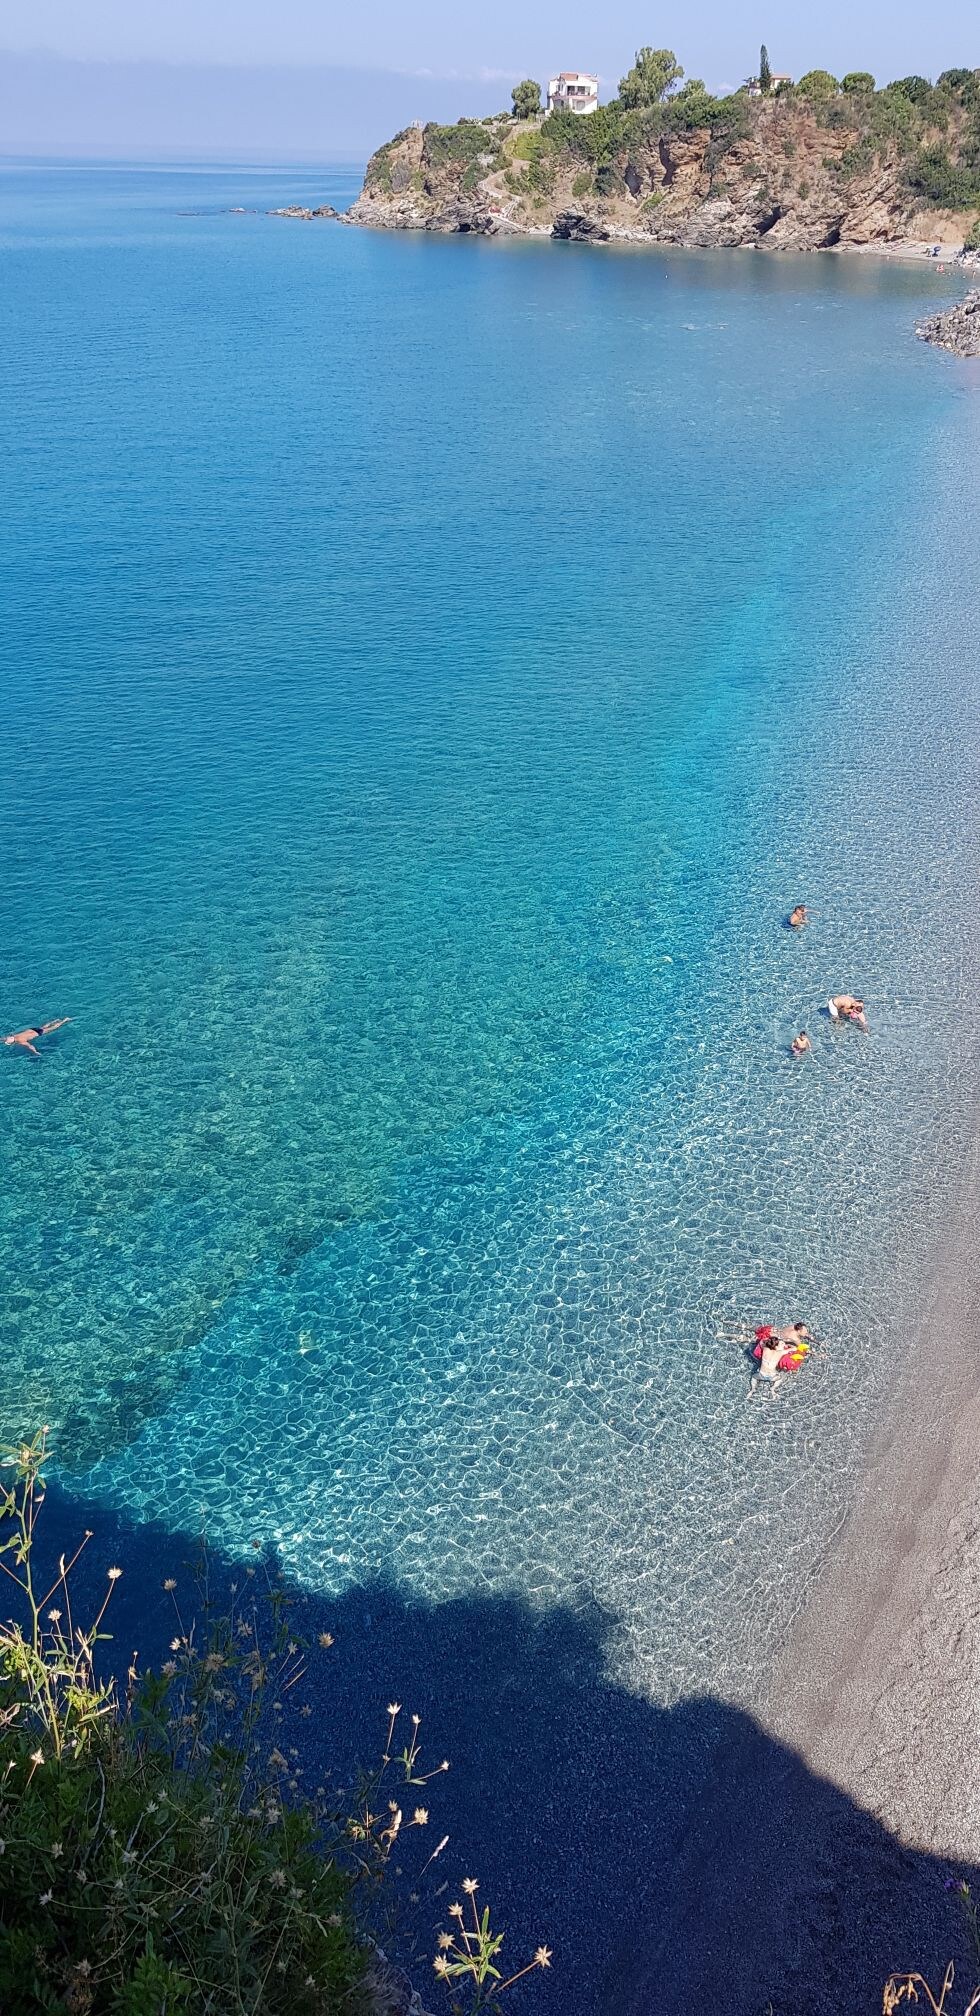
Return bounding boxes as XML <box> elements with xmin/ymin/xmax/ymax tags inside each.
<box><xmin>3</xmin><ymin>1017</ymin><xmax>72</xmax><ymax>1059</ymax></box>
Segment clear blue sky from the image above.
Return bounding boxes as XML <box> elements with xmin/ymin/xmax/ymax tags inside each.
<box><xmin>2</xmin><ymin>0</ymin><xmax>976</xmax><ymax>159</ymax></box>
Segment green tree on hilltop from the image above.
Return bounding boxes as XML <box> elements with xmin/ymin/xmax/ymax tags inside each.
<box><xmin>618</xmin><ymin>47</ymin><xmax>684</xmax><ymax>108</ymax></box>
<box><xmin>842</xmin><ymin>71</ymin><xmax>876</xmax><ymax>93</ymax></box>
<box><xmin>888</xmin><ymin>74</ymin><xmax>932</xmax><ymax>105</ymax></box>
<box><xmin>512</xmin><ymin>78</ymin><xmax>542</xmax><ymax>119</ymax></box>
<box><xmin>759</xmin><ymin>45</ymin><xmax>772</xmax><ymax>95</ymax></box>
<box><xmin>796</xmin><ymin>69</ymin><xmax>840</xmax><ymax>100</ymax></box>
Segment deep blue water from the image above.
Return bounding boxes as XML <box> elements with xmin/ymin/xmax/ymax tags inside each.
<box><xmin>3</xmin><ymin>160</ymin><xmax>980</xmax><ymax>1734</ymax></box>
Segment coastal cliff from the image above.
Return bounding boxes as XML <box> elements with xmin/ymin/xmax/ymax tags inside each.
<box><xmin>341</xmin><ymin>75</ymin><xmax>980</xmax><ymax>254</ymax></box>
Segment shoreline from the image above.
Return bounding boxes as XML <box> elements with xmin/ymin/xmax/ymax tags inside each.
<box><xmin>770</xmin><ymin>1117</ymin><xmax>980</xmax><ymax>1858</ymax></box>
<box><xmin>621</xmin><ymin>1126</ymin><xmax>980</xmax><ymax>2013</ymax></box>
<box><xmin>281</xmin><ymin>202</ymin><xmax>980</xmax><ymax>271</ymax></box>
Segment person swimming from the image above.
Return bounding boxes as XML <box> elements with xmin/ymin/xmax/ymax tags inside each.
<box><xmin>788</xmin><ymin>904</ymin><xmax>809</xmax><ymax>928</ymax></box>
<box><xmin>828</xmin><ymin>995</ymin><xmax>867</xmax><ymax>1030</ymax></box>
<box><xmin>750</xmin><ymin>1320</ymin><xmax>811</xmax><ymax>1395</ymax></box>
<box><xmin>791</xmin><ymin>1031</ymin><xmax>811</xmax><ymax>1057</ymax></box>
<box><xmin>3</xmin><ymin>1017</ymin><xmax>71</xmax><ymax>1059</ymax></box>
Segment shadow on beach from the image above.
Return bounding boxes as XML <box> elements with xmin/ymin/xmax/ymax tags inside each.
<box><xmin>31</xmin><ymin>1479</ymin><xmax>980</xmax><ymax>2016</ymax></box>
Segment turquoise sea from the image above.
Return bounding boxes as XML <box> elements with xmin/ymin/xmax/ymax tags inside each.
<box><xmin>3</xmin><ymin>158</ymin><xmax>980</xmax><ymax>2002</ymax></box>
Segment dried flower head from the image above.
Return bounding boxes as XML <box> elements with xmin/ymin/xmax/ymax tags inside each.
<box><xmin>107</xmin><ymin>1567</ymin><xmax>122</xmax><ymax>1581</ymax></box>
<box><xmin>535</xmin><ymin>1947</ymin><xmax>553</xmax><ymax>1969</ymax></box>
<box><xmin>413</xmin><ymin>1808</ymin><xmax>429</xmax><ymax>1825</ymax></box>
<box><xmin>387</xmin><ymin>1703</ymin><xmax>401</xmax><ymax>1717</ymax></box>
<box><xmin>319</xmin><ymin>1632</ymin><xmax>334</xmax><ymax>1648</ymax></box>
<box><xmin>461</xmin><ymin>1878</ymin><xmax>478</xmax><ymax>1895</ymax></box>
<box><xmin>162</xmin><ymin>1578</ymin><xmax>177</xmax><ymax>1592</ymax></box>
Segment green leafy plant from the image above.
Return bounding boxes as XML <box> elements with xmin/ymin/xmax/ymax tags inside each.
<box><xmin>887</xmin><ymin>74</ymin><xmax>933</xmax><ymax>107</ymax></box>
<box><xmin>842</xmin><ymin>72</ymin><xmax>876</xmax><ymax>94</ymax></box>
<box><xmin>432</xmin><ymin>1878</ymin><xmax>551</xmax><ymax>2012</ymax></box>
<box><xmin>797</xmin><ymin>69</ymin><xmax>840</xmax><ymax>101</ymax></box>
<box><xmin>0</xmin><ymin>1433</ymin><xmax>550</xmax><ymax>2016</ymax></box>
<box><xmin>759</xmin><ymin>46</ymin><xmax>772</xmax><ymax>96</ymax></box>
<box><xmin>964</xmin><ymin>215</ymin><xmax>980</xmax><ymax>248</ymax></box>
<box><xmin>424</xmin><ymin>122</ymin><xmax>497</xmax><ymax>168</ymax></box>
<box><xmin>511</xmin><ymin>80</ymin><xmax>541</xmax><ymax>121</ymax></box>
<box><xmin>618</xmin><ymin>47</ymin><xmax>684</xmax><ymax>109</ymax></box>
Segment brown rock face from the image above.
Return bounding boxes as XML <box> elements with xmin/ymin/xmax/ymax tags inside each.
<box><xmin>292</xmin><ymin>97</ymin><xmax>978</xmax><ymax>260</ymax></box>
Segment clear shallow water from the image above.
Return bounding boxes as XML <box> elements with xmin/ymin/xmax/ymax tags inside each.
<box><xmin>3</xmin><ymin>163</ymin><xmax>980</xmax><ymax>1706</ymax></box>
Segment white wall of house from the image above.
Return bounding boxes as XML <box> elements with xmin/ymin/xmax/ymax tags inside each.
<box><xmin>546</xmin><ymin>74</ymin><xmax>599</xmax><ymax>115</ymax></box>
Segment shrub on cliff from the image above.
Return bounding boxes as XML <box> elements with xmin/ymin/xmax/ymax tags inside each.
<box><xmin>965</xmin><ymin>216</ymin><xmax>980</xmax><ymax>248</ymax></box>
<box><xmin>887</xmin><ymin>74</ymin><xmax>933</xmax><ymax>106</ymax></box>
<box><xmin>424</xmin><ymin>121</ymin><xmax>498</xmax><ymax>168</ymax></box>
<box><xmin>0</xmin><ymin>1433</ymin><xmax>552</xmax><ymax>2016</ymax></box>
<box><xmin>908</xmin><ymin>142</ymin><xmax>980</xmax><ymax>206</ymax></box>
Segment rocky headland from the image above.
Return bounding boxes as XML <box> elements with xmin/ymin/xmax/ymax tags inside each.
<box><xmin>916</xmin><ymin>287</ymin><xmax>980</xmax><ymax>353</ymax></box>
<box><xmin>330</xmin><ymin>72</ymin><xmax>980</xmax><ymax>257</ymax></box>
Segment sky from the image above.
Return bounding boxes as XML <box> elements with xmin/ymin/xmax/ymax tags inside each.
<box><xmin>1</xmin><ymin>0</ymin><xmax>976</xmax><ymax>160</ymax></box>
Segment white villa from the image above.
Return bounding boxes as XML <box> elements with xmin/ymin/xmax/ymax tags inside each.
<box><xmin>547</xmin><ymin>73</ymin><xmax>600</xmax><ymax>115</ymax></box>
<box><xmin>745</xmin><ymin>73</ymin><xmax>794</xmax><ymax>96</ymax></box>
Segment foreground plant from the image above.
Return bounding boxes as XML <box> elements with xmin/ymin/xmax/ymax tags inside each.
<box><xmin>432</xmin><ymin>1878</ymin><xmax>552</xmax><ymax>2013</ymax></box>
<box><xmin>884</xmin><ymin>1964</ymin><xmax>980</xmax><ymax>2014</ymax></box>
<box><xmin>0</xmin><ymin>1431</ymin><xmax>552</xmax><ymax>2016</ymax></box>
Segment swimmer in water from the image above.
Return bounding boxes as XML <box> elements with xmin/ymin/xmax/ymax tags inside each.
<box><xmin>3</xmin><ymin>1018</ymin><xmax>72</xmax><ymax>1059</ymax></box>
<box><xmin>788</xmin><ymin>904</ymin><xmax>809</xmax><ymax>928</ymax></box>
<box><xmin>791</xmin><ymin>1031</ymin><xmax>812</xmax><ymax>1057</ymax></box>
<box><xmin>828</xmin><ymin>995</ymin><xmax>867</xmax><ymax>1030</ymax></box>
<box><xmin>750</xmin><ymin>1321</ymin><xmax>811</xmax><ymax>1396</ymax></box>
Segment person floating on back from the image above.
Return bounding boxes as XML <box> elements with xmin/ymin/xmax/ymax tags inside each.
<box><xmin>791</xmin><ymin>1031</ymin><xmax>811</xmax><ymax>1057</ymax></box>
<box><xmin>3</xmin><ymin>1018</ymin><xmax>71</xmax><ymax>1059</ymax></box>
<box><xmin>788</xmin><ymin>903</ymin><xmax>809</xmax><ymax>929</ymax></box>
<box><xmin>828</xmin><ymin>994</ymin><xmax>867</xmax><ymax>1031</ymax></box>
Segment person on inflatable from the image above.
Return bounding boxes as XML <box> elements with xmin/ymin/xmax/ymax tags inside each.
<box><xmin>751</xmin><ymin>1320</ymin><xmax>811</xmax><ymax>1394</ymax></box>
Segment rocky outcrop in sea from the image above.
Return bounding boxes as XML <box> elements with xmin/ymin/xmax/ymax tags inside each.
<box><xmin>916</xmin><ymin>290</ymin><xmax>980</xmax><ymax>357</ymax></box>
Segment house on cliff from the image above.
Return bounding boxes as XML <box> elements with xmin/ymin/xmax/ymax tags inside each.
<box><xmin>546</xmin><ymin>73</ymin><xmax>599</xmax><ymax>115</ymax></box>
<box><xmin>745</xmin><ymin>72</ymin><xmax>794</xmax><ymax>95</ymax></box>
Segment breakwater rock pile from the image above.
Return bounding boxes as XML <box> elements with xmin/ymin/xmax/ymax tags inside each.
<box><xmin>916</xmin><ymin>289</ymin><xmax>980</xmax><ymax>355</ymax></box>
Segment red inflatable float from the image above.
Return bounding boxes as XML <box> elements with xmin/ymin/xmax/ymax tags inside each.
<box><xmin>752</xmin><ymin>1325</ymin><xmax>811</xmax><ymax>1373</ymax></box>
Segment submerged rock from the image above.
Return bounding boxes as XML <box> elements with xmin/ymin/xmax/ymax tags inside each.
<box><xmin>916</xmin><ymin>290</ymin><xmax>980</xmax><ymax>357</ymax></box>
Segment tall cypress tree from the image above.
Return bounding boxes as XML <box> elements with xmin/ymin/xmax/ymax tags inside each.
<box><xmin>760</xmin><ymin>44</ymin><xmax>772</xmax><ymax>93</ymax></box>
